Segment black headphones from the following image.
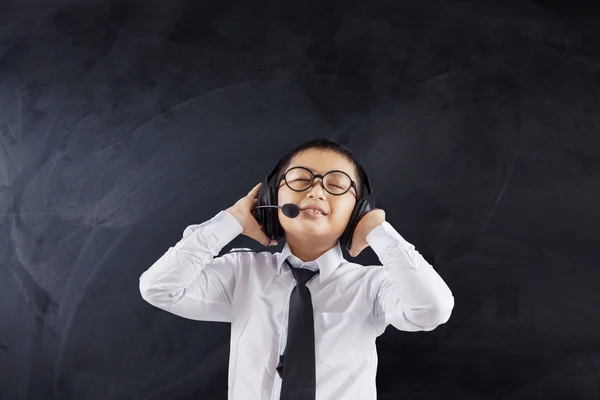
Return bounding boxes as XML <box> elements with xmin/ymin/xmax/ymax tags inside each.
<box><xmin>233</xmin><ymin>152</ymin><xmax>376</xmax><ymax>254</ymax></box>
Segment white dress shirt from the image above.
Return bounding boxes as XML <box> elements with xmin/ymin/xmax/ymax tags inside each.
<box><xmin>139</xmin><ymin>210</ymin><xmax>455</xmax><ymax>400</ymax></box>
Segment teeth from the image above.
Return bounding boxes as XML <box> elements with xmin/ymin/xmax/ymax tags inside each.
<box><xmin>304</xmin><ymin>209</ymin><xmax>323</xmax><ymax>215</ymax></box>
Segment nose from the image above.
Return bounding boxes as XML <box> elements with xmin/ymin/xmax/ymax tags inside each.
<box><xmin>306</xmin><ymin>178</ymin><xmax>327</xmax><ymax>197</ymax></box>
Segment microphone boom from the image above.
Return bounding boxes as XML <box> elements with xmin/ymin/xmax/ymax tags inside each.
<box><xmin>254</xmin><ymin>204</ymin><xmax>300</xmax><ymax>218</ymax></box>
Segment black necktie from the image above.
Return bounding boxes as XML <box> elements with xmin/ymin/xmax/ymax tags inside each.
<box><xmin>277</xmin><ymin>259</ymin><xmax>320</xmax><ymax>400</ymax></box>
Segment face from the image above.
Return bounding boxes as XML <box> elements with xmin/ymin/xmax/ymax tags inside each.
<box><xmin>276</xmin><ymin>148</ymin><xmax>359</xmax><ymax>249</ymax></box>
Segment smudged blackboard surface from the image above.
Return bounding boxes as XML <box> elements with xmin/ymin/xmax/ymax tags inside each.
<box><xmin>1</xmin><ymin>0</ymin><xmax>599</xmax><ymax>399</ymax></box>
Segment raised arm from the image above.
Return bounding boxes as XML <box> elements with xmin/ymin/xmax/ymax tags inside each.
<box><xmin>139</xmin><ymin>210</ymin><xmax>244</xmax><ymax>322</ymax></box>
<box><xmin>139</xmin><ymin>182</ymin><xmax>275</xmax><ymax>322</ymax></box>
<box><xmin>367</xmin><ymin>221</ymin><xmax>455</xmax><ymax>332</ymax></box>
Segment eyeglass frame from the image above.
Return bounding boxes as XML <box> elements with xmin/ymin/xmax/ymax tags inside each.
<box><xmin>277</xmin><ymin>166</ymin><xmax>358</xmax><ymax>197</ymax></box>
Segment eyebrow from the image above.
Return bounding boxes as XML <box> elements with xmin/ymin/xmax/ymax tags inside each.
<box><xmin>290</xmin><ymin>165</ymin><xmax>352</xmax><ymax>177</ymax></box>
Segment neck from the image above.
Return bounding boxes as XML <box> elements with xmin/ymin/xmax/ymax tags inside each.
<box><xmin>285</xmin><ymin>236</ymin><xmax>337</xmax><ymax>262</ymax></box>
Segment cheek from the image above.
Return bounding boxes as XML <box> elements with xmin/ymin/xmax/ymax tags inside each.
<box><xmin>278</xmin><ymin>194</ymin><xmax>297</xmax><ymax>207</ymax></box>
<box><xmin>330</xmin><ymin>205</ymin><xmax>355</xmax><ymax>221</ymax></box>
<box><xmin>276</xmin><ymin>190</ymin><xmax>291</xmax><ymax>204</ymax></box>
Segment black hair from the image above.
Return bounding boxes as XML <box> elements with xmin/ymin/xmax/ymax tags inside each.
<box><xmin>275</xmin><ymin>138</ymin><xmax>365</xmax><ymax>199</ymax></box>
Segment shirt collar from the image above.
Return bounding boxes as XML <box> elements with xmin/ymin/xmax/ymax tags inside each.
<box><xmin>276</xmin><ymin>240</ymin><xmax>345</xmax><ymax>283</ymax></box>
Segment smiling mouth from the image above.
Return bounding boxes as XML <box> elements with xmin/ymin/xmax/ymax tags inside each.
<box><xmin>302</xmin><ymin>209</ymin><xmax>327</xmax><ymax>217</ymax></box>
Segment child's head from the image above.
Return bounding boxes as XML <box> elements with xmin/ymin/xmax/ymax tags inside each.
<box><xmin>274</xmin><ymin>138</ymin><xmax>365</xmax><ymax>260</ymax></box>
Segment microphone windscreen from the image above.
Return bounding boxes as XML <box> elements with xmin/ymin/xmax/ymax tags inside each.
<box><xmin>281</xmin><ymin>203</ymin><xmax>300</xmax><ymax>218</ymax></box>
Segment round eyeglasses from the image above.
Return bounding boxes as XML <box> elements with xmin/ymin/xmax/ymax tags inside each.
<box><xmin>278</xmin><ymin>166</ymin><xmax>357</xmax><ymax>196</ymax></box>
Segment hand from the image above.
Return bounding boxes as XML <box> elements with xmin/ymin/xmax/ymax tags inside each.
<box><xmin>226</xmin><ymin>182</ymin><xmax>278</xmax><ymax>248</ymax></box>
<box><xmin>348</xmin><ymin>208</ymin><xmax>386</xmax><ymax>257</ymax></box>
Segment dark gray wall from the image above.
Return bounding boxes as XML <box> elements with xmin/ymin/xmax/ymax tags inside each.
<box><xmin>1</xmin><ymin>0</ymin><xmax>599</xmax><ymax>399</ymax></box>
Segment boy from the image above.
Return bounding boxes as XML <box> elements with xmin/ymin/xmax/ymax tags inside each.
<box><xmin>139</xmin><ymin>138</ymin><xmax>455</xmax><ymax>400</ymax></box>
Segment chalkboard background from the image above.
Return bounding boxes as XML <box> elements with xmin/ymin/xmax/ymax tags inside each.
<box><xmin>1</xmin><ymin>0</ymin><xmax>599</xmax><ymax>399</ymax></box>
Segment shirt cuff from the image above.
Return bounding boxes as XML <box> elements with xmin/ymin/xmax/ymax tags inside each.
<box><xmin>177</xmin><ymin>210</ymin><xmax>244</xmax><ymax>253</ymax></box>
<box><xmin>210</xmin><ymin>210</ymin><xmax>244</xmax><ymax>248</ymax></box>
<box><xmin>365</xmin><ymin>221</ymin><xmax>417</xmax><ymax>269</ymax></box>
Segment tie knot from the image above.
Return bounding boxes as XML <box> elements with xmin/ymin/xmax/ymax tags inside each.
<box><xmin>286</xmin><ymin>260</ymin><xmax>319</xmax><ymax>284</ymax></box>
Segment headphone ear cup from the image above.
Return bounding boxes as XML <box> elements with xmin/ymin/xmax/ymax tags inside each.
<box><xmin>269</xmin><ymin>184</ymin><xmax>284</xmax><ymax>241</ymax></box>
<box><xmin>264</xmin><ymin>186</ymin><xmax>275</xmax><ymax>241</ymax></box>
<box><xmin>340</xmin><ymin>199</ymin><xmax>372</xmax><ymax>252</ymax></box>
<box><xmin>256</xmin><ymin>176</ymin><xmax>284</xmax><ymax>243</ymax></box>
<box><xmin>255</xmin><ymin>176</ymin><xmax>270</xmax><ymax>228</ymax></box>
<box><xmin>261</xmin><ymin>180</ymin><xmax>281</xmax><ymax>242</ymax></box>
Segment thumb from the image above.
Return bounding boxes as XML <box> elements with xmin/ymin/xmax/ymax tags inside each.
<box><xmin>256</xmin><ymin>224</ymin><xmax>276</xmax><ymax>247</ymax></box>
<box><xmin>262</xmin><ymin>235</ymin><xmax>277</xmax><ymax>247</ymax></box>
<box><xmin>256</xmin><ymin>228</ymin><xmax>275</xmax><ymax>247</ymax></box>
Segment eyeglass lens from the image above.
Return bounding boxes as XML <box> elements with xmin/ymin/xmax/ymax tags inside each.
<box><xmin>284</xmin><ymin>167</ymin><xmax>351</xmax><ymax>195</ymax></box>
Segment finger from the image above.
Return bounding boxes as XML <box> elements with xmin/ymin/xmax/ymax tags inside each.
<box><xmin>248</xmin><ymin>182</ymin><xmax>262</xmax><ymax>195</ymax></box>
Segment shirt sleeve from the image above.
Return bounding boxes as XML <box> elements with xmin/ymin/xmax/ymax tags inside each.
<box><xmin>139</xmin><ymin>210</ymin><xmax>244</xmax><ymax>322</ymax></box>
<box><xmin>366</xmin><ymin>221</ymin><xmax>455</xmax><ymax>332</ymax></box>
